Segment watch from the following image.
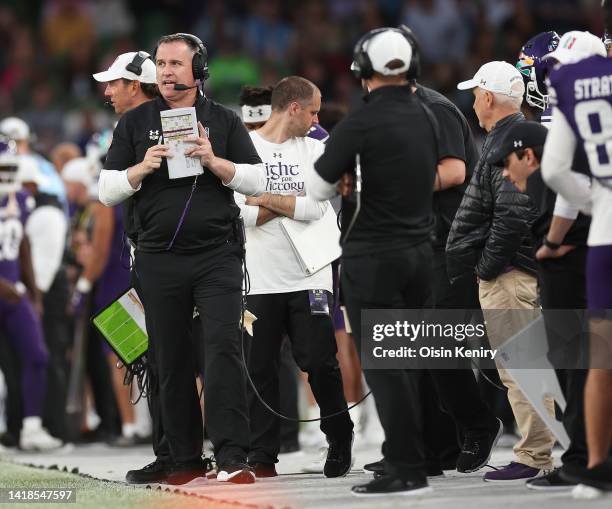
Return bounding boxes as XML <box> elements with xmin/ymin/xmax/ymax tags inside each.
<box><xmin>543</xmin><ymin>237</ymin><xmax>561</xmax><ymax>250</ymax></box>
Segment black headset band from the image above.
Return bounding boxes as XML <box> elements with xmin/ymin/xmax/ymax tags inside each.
<box><xmin>125</xmin><ymin>51</ymin><xmax>150</xmax><ymax>76</ymax></box>
<box><xmin>174</xmin><ymin>33</ymin><xmax>205</xmax><ymax>56</ymax></box>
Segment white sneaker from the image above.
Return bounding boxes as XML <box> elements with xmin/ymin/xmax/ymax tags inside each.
<box><xmin>301</xmin><ymin>446</ymin><xmax>356</xmax><ymax>474</ymax></box>
<box><xmin>20</xmin><ymin>417</ymin><xmax>62</xmax><ymax>452</ymax></box>
<box><xmin>299</xmin><ymin>406</ymin><xmax>326</xmax><ymax>450</ymax></box>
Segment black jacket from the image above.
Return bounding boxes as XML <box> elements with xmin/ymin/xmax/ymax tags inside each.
<box><xmin>446</xmin><ymin>112</ymin><xmax>539</xmax><ymax>282</ymax></box>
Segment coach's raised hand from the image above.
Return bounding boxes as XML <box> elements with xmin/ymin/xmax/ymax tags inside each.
<box><xmin>127</xmin><ymin>143</ymin><xmax>172</xmax><ymax>189</ymax></box>
<box><xmin>184</xmin><ymin>121</ymin><xmax>237</xmax><ymax>184</ymax></box>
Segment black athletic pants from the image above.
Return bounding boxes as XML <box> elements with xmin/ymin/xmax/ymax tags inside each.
<box><xmin>42</xmin><ymin>268</ymin><xmax>71</xmax><ymax>440</ymax></box>
<box><xmin>341</xmin><ymin>242</ymin><xmax>432</xmax><ymax>481</ymax></box>
<box><xmin>538</xmin><ymin>246</ymin><xmax>588</xmax><ymax>467</ymax></box>
<box><xmin>246</xmin><ymin>290</ymin><xmax>353</xmax><ymax>464</ymax></box>
<box><xmin>136</xmin><ymin>240</ymin><xmax>249</xmax><ymax>467</ymax></box>
<box><xmin>424</xmin><ymin>250</ymin><xmax>498</xmax><ymax>470</ymax></box>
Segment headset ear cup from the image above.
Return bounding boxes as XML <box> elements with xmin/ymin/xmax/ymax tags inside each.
<box><xmin>357</xmin><ymin>51</ymin><xmax>373</xmax><ymax>80</ymax></box>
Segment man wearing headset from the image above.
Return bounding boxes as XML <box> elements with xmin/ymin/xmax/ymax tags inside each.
<box><xmin>309</xmin><ymin>27</ymin><xmax>438</xmax><ymax>497</ymax></box>
<box><xmin>98</xmin><ymin>33</ymin><xmax>265</xmax><ymax>485</ymax></box>
<box><xmin>93</xmin><ymin>51</ymin><xmax>159</xmax><ymax>116</ymax></box>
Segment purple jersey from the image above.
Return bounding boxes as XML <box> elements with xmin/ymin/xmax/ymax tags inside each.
<box><xmin>0</xmin><ymin>191</ymin><xmax>34</xmax><ymax>283</ymax></box>
<box><xmin>93</xmin><ymin>204</ymin><xmax>130</xmax><ymax>313</ymax></box>
<box><xmin>307</xmin><ymin>123</ymin><xmax>329</xmax><ymax>143</ymax></box>
<box><xmin>548</xmin><ymin>55</ymin><xmax>612</xmax><ymax>185</ymax></box>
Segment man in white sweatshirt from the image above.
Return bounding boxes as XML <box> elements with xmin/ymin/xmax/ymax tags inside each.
<box><xmin>235</xmin><ymin>76</ymin><xmax>354</xmax><ymax>479</ymax></box>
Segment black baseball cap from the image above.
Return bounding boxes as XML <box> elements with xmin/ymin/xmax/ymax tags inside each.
<box><xmin>487</xmin><ymin>121</ymin><xmax>548</xmax><ymax>166</ymax></box>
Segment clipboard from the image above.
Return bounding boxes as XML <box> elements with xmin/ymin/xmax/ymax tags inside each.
<box><xmin>92</xmin><ymin>287</ymin><xmax>148</xmax><ymax>365</ymax></box>
<box><xmin>280</xmin><ymin>205</ymin><xmax>341</xmax><ymax>276</ymax></box>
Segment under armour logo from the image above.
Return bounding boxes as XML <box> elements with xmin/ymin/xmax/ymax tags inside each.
<box><xmin>248</xmin><ymin>108</ymin><xmax>263</xmax><ymax>117</ymax></box>
<box><xmin>149</xmin><ymin>130</ymin><xmax>159</xmax><ymax>141</ymax></box>
<box><xmin>273</xmin><ymin>152</ymin><xmax>282</xmax><ymax>158</ymax></box>
<box><xmin>479</xmin><ymin>78</ymin><xmax>487</xmax><ymax>86</ymax></box>
<box><xmin>513</xmin><ymin>140</ymin><xmax>523</xmax><ymax>148</ymax></box>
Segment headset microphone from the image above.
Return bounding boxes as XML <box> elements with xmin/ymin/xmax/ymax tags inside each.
<box><xmin>173</xmin><ymin>83</ymin><xmax>199</xmax><ymax>90</ymax></box>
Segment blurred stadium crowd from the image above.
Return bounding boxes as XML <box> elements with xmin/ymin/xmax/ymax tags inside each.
<box><xmin>0</xmin><ymin>0</ymin><xmax>607</xmax><ymax>158</ymax></box>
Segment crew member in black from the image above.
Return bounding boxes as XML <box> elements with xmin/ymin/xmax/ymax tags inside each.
<box><xmin>99</xmin><ymin>33</ymin><xmax>265</xmax><ymax>485</ymax></box>
<box><xmin>310</xmin><ymin>27</ymin><xmax>437</xmax><ymax>497</ymax></box>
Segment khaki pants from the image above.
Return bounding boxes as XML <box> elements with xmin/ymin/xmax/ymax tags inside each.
<box><xmin>479</xmin><ymin>269</ymin><xmax>555</xmax><ymax>470</ymax></box>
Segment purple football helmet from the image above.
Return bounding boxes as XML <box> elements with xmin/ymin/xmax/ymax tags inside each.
<box><xmin>516</xmin><ymin>31</ymin><xmax>560</xmax><ymax>110</ymax></box>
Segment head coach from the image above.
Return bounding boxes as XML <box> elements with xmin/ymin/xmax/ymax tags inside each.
<box><xmin>309</xmin><ymin>27</ymin><xmax>438</xmax><ymax>497</ymax></box>
<box><xmin>98</xmin><ymin>33</ymin><xmax>265</xmax><ymax>485</ymax></box>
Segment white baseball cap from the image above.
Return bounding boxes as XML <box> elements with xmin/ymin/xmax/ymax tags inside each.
<box><xmin>364</xmin><ymin>30</ymin><xmax>413</xmax><ymax>76</ymax></box>
<box><xmin>62</xmin><ymin>158</ymin><xmax>94</xmax><ymax>188</ymax></box>
<box><xmin>93</xmin><ymin>51</ymin><xmax>157</xmax><ymax>84</ymax></box>
<box><xmin>542</xmin><ymin>31</ymin><xmax>607</xmax><ymax>65</ymax></box>
<box><xmin>457</xmin><ymin>61</ymin><xmax>525</xmax><ymax>98</ymax></box>
<box><xmin>0</xmin><ymin>117</ymin><xmax>30</xmax><ymax>141</ymax></box>
<box><xmin>16</xmin><ymin>155</ymin><xmax>49</xmax><ymax>187</ymax></box>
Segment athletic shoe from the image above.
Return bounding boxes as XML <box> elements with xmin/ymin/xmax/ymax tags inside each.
<box><xmin>165</xmin><ymin>458</ymin><xmax>212</xmax><ymax>485</ymax></box>
<box><xmin>249</xmin><ymin>462</ymin><xmax>278</xmax><ymax>478</ymax></box>
<box><xmin>526</xmin><ymin>468</ymin><xmax>576</xmax><ymax>491</ymax></box>
<box><xmin>303</xmin><ymin>446</ymin><xmax>355</xmax><ymax>474</ymax></box>
<box><xmin>19</xmin><ymin>418</ymin><xmax>62</xmax><ymax>452</ymax></box>
<box><xmin>324</xmin><ymin>432</ymin><xmax>353</xmax><ymax>478</ymax></box>
<box><xmin>363</xmin><ymin>458</ymin><xmax>385</xmax><ymax>475</ymax></box>
<box><xmin>457</xmin><ymin>418</ymin><xmax>503</xmax><ymax>473</ymax></box>
<box><xmin>364</xmin><ymin>458</ymin><xmax>442</xmax><ymax>478</ymax></box>
<box><xmin>484</xmin><ymin>462</ymin><xmax>546</xmax><ymax>482</ymax></box>
<box><xmin>560</xmin><ymin>459</ymin><xmax>612</xmax><ymax>491</ymax></box>
<box><xmin>126</xmin><ymin>458</ymin><xmax>170</xmax><ymax>484</ymax></box>
<box><xmin>352</xmin><ymin>475</ymin><xmax>432</xmax><ymax>497</ymax></box>
<box><xmin>217</xmin><ymin>462</ymin><xmax>256</xmax><ymax>484</ymax></box>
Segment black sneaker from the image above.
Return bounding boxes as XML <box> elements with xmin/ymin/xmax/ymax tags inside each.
<box><xmin>217</xmin><ymin>462</ymin><xmax>256</xmax><ymax>484</ymax></box>
<box><xmin>526</xmin><ymin>468</ymin><xmax>576</xmax><ymax>491</ymax></box>
<box><xmin>352</xmin><ymin>475</ymin><xmax>432</xmax><ymax>497</ymax></box>
<box><xmin>249</xmin><ymin>462</ymin><xmax>278</xmax><ymax>478</ymax></box>
<box><xmin>363</xmin><ymin>458</ymin><xmax>385</xmax><ymax>475</ymax></box>
<box><xmin>126</xmin><ymin>458</ymin><xmax>170</xmax><ymax>484</ymax></box>
<box><xmin>456</xmin><ymin>418</ymin><xmax>503</xmax><ymax>473</ymax></box>
<box><xmin>559</xmin><ymin>459</ymin><xmax>612</xmax><ymax>491</ymax></box>
<box><xmin>324</xmin><ymin>432</ymin><xmax>354</xmax><ymax>478</ymax></box>
<box><xmin>165</xmin><ymin>457</ymin><xmax>212</xmax><ymax>486</ymax></box>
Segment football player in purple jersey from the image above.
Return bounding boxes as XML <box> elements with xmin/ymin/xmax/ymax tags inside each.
<box><xmin>541</xmin><ymin>20</ymin><xmax>612</xmax><ymax>491</ymax></box>
<box><xmin>517</xmin><ymin>30</ymin><xmax>595</xmax><ymax>491</ymax></box>
<box><xmin>0</xmin><ymin>136</ymin><xmax>61</xmax><ymax>451</ymax></box>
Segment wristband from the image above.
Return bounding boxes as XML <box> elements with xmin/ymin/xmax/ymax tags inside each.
<box><xmin>543</xmin><ymin>237</ymin><xmax>561</xmax><ymax>250</ymax></box>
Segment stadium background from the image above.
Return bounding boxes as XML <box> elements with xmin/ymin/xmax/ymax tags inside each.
<box><xmin>0</xmin><ymin>0</ymin><xmax>607</xmax><ymax>158</ymax></box>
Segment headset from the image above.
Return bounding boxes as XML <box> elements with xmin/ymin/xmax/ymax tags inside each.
<box><xmin>153</xmin><ymin>32</ymin><xmax>209</xmax><ymax>82</ymax></box>
<box><xmin>351</xmin><ymin>26</ymin><xmax>421</xmax><ymax>81</ymax></box>
<box><xmin>125</xmin><ymin>51</ymin><xmax>152</xmax><ymax>77</ymax></box>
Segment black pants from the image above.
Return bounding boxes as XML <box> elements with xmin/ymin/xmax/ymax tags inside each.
<box><xmin>136</xmin><ymin>241</ymin><xmax>249</xmax><ymax>466</ymax></box>
<box><xmin>42</xmin><ymin>268</ymin><xmax>70</xmax><ymax>440</ymax></box>
<box><xmin>538</xmin><ymin>246</ymin><xmax>588</xmax><ymax>467</ymax></box>
<box><xmin>342</xmin><ymin>242</ymin><xmax>432</xmax><ymax>481</ymax></box>
<box><xmin>246</xmin><ymin>290</ymin><xmax>353</xmax><ymax>464</ymax></box>
<box><xmin>278</xmin><ymin>338</ymin><xmax>299</xmax><ymax>448</ymax></box>
<box><xmin>424</xmin><ymin>250</ymin><xmax>498</xmax><ymax>469</ymax></box>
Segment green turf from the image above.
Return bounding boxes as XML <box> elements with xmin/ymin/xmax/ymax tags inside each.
<box><xmin>0</xmin><ymin>461</ymin><xmax>231</xmax><ymax>509</ymax></box>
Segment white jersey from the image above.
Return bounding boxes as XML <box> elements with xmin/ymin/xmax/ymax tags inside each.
<box><xmin>235</xmin><ymin>131</ymin><xmax>333</xmax><ymax>295</ymax></box>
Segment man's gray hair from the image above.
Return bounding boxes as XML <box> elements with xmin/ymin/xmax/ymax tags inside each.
<box><xmin>493</xmin><ymin>92</ymin><xmax>523</xmax><ymax>110</ymax></box>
